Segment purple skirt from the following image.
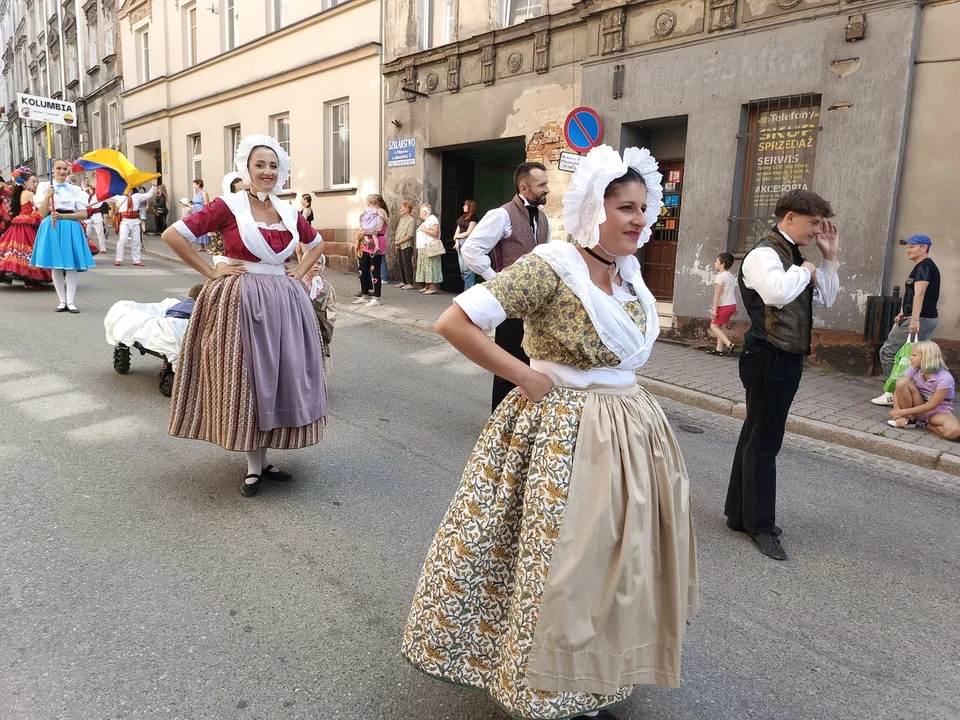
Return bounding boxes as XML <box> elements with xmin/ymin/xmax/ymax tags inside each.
<box><xmin>239</xmin><ymin>273</ymin><xmax>326</xmax><ymax>431</ymax></box>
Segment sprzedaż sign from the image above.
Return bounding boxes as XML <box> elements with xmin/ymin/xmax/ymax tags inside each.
<box><xmin>17</xmin><ymin>93</ymin><xmax>77</xmax><ymax>127</ymax></box>
<box><xmin>387</xmin><ymin>137</ymin><xmax>416</xmax><ymax>168</ymax></box>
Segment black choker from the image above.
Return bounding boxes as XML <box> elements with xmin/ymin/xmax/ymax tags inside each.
<box><xmin>584</xmin><ymin>247</ymin><xmax>614</xmax><ymax>266</ymax></box>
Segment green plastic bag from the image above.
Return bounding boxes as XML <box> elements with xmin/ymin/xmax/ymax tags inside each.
<box><xmin>884</xmin><ymin>333</ymin><xmax>919</xmax><ymax>393</ymax></box>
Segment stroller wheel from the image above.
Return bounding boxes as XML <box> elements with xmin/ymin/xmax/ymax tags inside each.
<box><xmin>113</xmin><ymin>345</ymin><xmax>131</xmax><ymax>374</ymax></box>
<box><xmin>159</xmin><ymin>370</ymin><xmax>175</xmax><ymax>397</ymax></box>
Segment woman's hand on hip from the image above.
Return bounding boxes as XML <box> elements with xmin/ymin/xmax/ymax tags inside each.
<box><xmin>208</xmin><ymin>261</ymin><xmax>246</xmax><ymax>280</ymax></box>
<box><xmin>518</xmin><ymin>368</ymin><xmax>554</xmax><ymax>403</ymax></box>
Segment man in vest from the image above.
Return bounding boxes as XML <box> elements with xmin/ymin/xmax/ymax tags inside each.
<box><xmin>112</xmin><ymin>184</ymin><xmax>157</xmax><ymax>267</ymax></box>
<box><xmin>460</xmin><ymin>162</ymin><xmax>551</xmax><ymax>412</ymax></box>
<box><xmin>726</xmin><ymin>189</ymin><xmax>840</xmax><ymax>561</ymax></box>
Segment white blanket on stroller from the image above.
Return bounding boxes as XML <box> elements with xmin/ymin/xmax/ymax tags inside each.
<box><xmin>104</xmin><ymin>299</ymin><xmax>190</xmax><ymax>371</ymax></box>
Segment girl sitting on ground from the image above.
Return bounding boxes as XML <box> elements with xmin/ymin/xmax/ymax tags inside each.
<box><xmin>888</xmin><ymin>340</ymin><xmax>960</xmax><ymax>440</ymax></box>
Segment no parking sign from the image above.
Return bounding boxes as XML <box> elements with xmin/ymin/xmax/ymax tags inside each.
<box><xmin>563</xmin><ymin>107</ymin><xmax>604</xmax><ymax>153</ymax></box>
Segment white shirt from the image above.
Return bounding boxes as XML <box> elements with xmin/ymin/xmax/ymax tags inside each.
<box><xmin>36</xmin><ymin>181</ymin><xmax>89</xmax><ymax>212</ymax></box>
<box><xmin>460</xmin><ymin>197</ymin><xmax>552</xmax><ymax>282</ymax></box>
<box><xmin>112</xmin><ymin>186</ymin><xmax>157</xmax><ymax>215</ymax></box>
<box><xmin>415</xmin><ymin>214</ymin><xmax>439</xmax><ymax>249</ymax></box>
<box><xmin>715</xmin><ymin>270</ymin><xmax>737</xmax><ymax>306</ymax></box>
<box><xmin>741</xmin><ymin>229</ymin><xmax>839</xmax><ymax>309</ymax></box>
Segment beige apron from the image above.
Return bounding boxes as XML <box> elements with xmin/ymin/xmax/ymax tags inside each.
<box><xmin>525</xmin><ymin>383</ymin><xmax>699</xmax><ymax>694</ymax></box>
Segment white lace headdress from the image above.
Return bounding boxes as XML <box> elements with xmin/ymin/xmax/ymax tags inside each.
<box><xmin>221</xmin><ymin>172</ymin><xmax>243</xmax><ymax>197</ymax></box>
<box><xmin>233</xmin><ymin>134</ymin><xmax>291</xmax><ymax>196</ymax></box>
<box><xmin>562</xmin><ymin>145</ymin><xmax>664</xmax><ymax>250</ymax></box>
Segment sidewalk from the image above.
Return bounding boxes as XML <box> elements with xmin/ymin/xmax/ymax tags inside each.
<box><xmin>129</xmin><ymin>238</ymin><xmax>960</xmax><ymax>478</ymax></box>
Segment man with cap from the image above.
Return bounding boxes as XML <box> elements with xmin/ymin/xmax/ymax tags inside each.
<box><xmin>872</xmin><ymin>234</ymin><xmax>940</xmax><ymax>406</ymax></box>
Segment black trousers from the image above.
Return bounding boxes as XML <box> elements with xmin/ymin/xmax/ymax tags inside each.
<box><xmin>397</xmin><ymin>246</ymin><xmax>414</xmax><ymax>285</ymax></box>
<box><xmin>492</xmin><ymin>318</ymin><xmax>529</xmax><ymax>413</ymax></box>
<box><xmin>155</xmin><ymin>212</ymin><xmax>168</xmax><ymax>234</ymax></box>
<box><xmin>358</xmin><ymin>252</ymin><xmax>382</xmax><ymax>297</ymax></box>
<box><xmin>725</xmin><ymin>344</ymin><xmax>804</xmax><ymax>534</ymax></box>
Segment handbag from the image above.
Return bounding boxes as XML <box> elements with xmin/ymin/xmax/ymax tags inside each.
<box><xmin>423</xmin><ymin>239</ymin><xmax>445</xmax><ymax>258</ymax></box>
<box><xmin>883</xmin><ymin>332</ymin><xmax>918</xmax><ymax>393</ymax></box>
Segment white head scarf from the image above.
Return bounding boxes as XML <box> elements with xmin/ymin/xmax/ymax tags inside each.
<box><xmin>562</xmin><ymin>145</ymin><xmax>664</xmax><ymax>251</ymax></box>
<box><xmin>233</xmin><ymin>134</ymin><xmax>291</xmax><ymax>200</ymax></box>
<box><xmin>221</xmin><ymin>172</ymin><xmax>243</xmax><ymax>197</ymax></box>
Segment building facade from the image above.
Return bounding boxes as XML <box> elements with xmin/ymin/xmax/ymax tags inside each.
<box><xmin>0</xmin><ymin>0</ymin><xmax>121</xmax><ymax>179</ymax></box>
<box><xmin>383</xmin><ymin>0</ymin><xmax>959</xmax><ymax>366</ymax></box>
<box><xmin>119</xmin><ymin>0</ymin><xmax>382</xmax><ymax>269</ymax></box>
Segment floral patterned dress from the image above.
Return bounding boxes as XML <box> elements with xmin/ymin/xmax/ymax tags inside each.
<box><xmin>402</xmin><ymin>242</ymin><xmax>699</xmax><ymax>719</ymax></box>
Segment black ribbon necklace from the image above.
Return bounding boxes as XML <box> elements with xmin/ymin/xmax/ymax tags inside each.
<box><xmin>584</xmin><ymin>246</ymin><xmax>614</xmax><ymax>266</ymax></box>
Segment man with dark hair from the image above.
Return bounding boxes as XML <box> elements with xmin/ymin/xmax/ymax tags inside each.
<box><xmin>871</xmin><ymin>234</ymin><xmax>939</xmax><ymax>406</ymax></box>
<box><xmin>726</xmin><ymin>189</ymin><xmax>840</xmax><ymax>560</ymax></box>
<box><xmin>461</xmin><ymin>161</ymin><xmax>551</xmax><ymax>412</ymax></box>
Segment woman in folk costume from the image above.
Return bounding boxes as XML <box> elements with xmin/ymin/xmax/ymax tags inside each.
<box><xmin>402</xmin><ymin>145</ymin><xmax>699</xmax><ymax>720</ymax></box>
<box><xmin>0</xmin><ymin>173</ymin><xmax>49</xmax><ymax>288</ymax></box>
<box><xmin>31</xmin><ymin>160</ymin><xmax>97</xmax><ymax>313</ymax></box>
<box><xmin>161</xmin><ymin>135</ymin><xmax>328</xmax><ymax>497</ymax></box>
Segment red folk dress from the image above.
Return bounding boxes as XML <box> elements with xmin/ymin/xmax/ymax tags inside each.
<box><xmin>0</xmin><ymin>199</ymin><xmax>50</xmax><ymax>285</ymax></box>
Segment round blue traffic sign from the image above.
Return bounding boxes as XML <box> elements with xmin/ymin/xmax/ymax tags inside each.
<box><xmin>563</xmin><ymin>107</ymin><xmax>604</xmax><ymax>153</ymax></box>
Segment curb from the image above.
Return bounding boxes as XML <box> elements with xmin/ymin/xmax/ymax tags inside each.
<box><xmin>133</xmin><ymin>241</ymin><xmax>960</xmax><ymax>481</ymax></box>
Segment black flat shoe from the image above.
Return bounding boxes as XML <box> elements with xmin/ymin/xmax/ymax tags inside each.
<box><xmin>261</xmin><ymin>464</ymin><xmax>293</xmax><ymax>482</ymax></box>
<box><xmin>750</xmin><ymin>531</ymin><xmax>787</xmax><ymax>561</ymax></box>
<box><xmin>67</xmin><ymin>304</ymin><xmax>80</xmax><ymax>314</ymax></box>
<box><xmin>727</xmin><ymin>517</ymin><xmax>782</xmax><ymax>536</ymax></box>
<box><xmin>55</xmin><ymin>303</ymin><xmax>67</xmax><ymax>312</ymax></box>
<box><xmin>706</xmin><ymin>349</ymin><xmax>724</xmax><ymax>356</ymax></box>
<box><xmin>240</xmin><ymin>473</ymin><xmax>260</xmax><ymax>497</ymax></box>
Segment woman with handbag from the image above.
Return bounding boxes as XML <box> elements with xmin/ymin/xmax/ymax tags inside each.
<box><xmin>415</xmin><ymin>203</ymin><xmax>443</xmax><ymax>295</ymax></box>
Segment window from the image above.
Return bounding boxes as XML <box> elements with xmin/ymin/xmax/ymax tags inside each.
<box><xmin>729</xmin><ymin>94</ymin><xmax>822</xmax><ymax>254</ymax></box>
<box><xmin>272</xmin><ymin>114</ymin><xmax>291</xmax><ymax>189</ymax></box>
<box><xmin>224</xmin><ymin>124</ymin><xmax>241</xmax><ymax>168</ymax></box>
<box><xmin>270</xmin><ymin>0</ymin><xmax>288</xmax><ymax>31</ymax></box>
<box><xmin>107</xmin><ymin>101</ymin><xmax>118</xmax><ymax>148</ymax></box>
<box><xmin>91</xmin><ymin>110</ymin><xmax>102</xmax><ymax>149</ymax></box>
<box><xmin>86</xmin><ymin>19</ymin><xmax>99</xmax><ymax>67</ymax></box>
<box><xmin>326</xmin><ymin>100</ymin><xmax>349</xmax><ymax>187</ymax></box>
<box><xmin>321</xmin><ymin>0</ymin><xmax>346</xmax><ymax>8</ymax></box>
<box><xmin>66</xmin><ymin>37</ymin><xmax>78</xmax><ymax>86</ymax></box>
<box><xmin>189</xmin><ymin>134</ymin><xmax>202</xmax><ymax>184</ymax></box>
<box><xmin>506</xmin><ymin>0</ymin><xmax>543</xmax><ymax>25</ymax></box>
<box><xmin>137</xmin><ymin>27</ymin><xmax>151</xmax><ymax>84</ymax></box>
<box><xmin>38</xmin><ymin>59</ymin><xmax>47</xmax><ymax>97</ymax></box>
<box><xmin>184</xmin><ymin>4</ymin><xmax>198</xmax><ymax>67</ymax></box>
<box><xmin>422</xmin><ymin>0</ymin><xmax>455</xmax><ymax>49</ymax></box>
<box><xmin>223</xmin><ymin>0</ymin><xmax>237</xmax><ymax>51</ymax></box>
<box><xmin>102</xmin><ymin>6</ymin><xmax>116</xmax><ymax>57</ymax></box>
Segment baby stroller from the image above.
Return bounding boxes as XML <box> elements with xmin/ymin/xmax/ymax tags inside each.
<box><xmin>104</xmin><ymin>298</ymin><xmax>191</xmax><ymax>397</ymax></box>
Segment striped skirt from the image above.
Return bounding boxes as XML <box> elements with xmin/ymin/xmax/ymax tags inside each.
<box><xmin>169</xmin><ymin>274</ymin><xmax>325</xmax><ymax>452</ymax></box>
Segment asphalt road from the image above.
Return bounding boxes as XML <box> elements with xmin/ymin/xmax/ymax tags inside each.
<box><xmin>2</xmin><ymin>258</ymin><xmax>959</xmax><ymax>720</ymax></box>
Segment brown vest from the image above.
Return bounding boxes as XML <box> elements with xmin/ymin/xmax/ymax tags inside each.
<box><xmin>739</xmin><ymin>229</ymin><xmax>814</xmax><ymax>356</ymax></box>
<box><xmin>494</xmin><ymin>195</ymin><xmax>549</xmax><ymax>271</ymax></box>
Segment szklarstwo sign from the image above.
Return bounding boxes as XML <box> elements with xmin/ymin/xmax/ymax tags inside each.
<box><xmin>17</xmin><ymin>93</ymin><xmax>77</xmax><ymax>127</ymax></box>
<box><xmin>388</xmin><ymin>137</ymin><xmax>416</xmax><ymax>168</ymax></box>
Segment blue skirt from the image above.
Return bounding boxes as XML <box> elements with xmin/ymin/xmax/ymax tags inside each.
<box><xmin>31</xmin><ymin>217</ymin><xmax>96</xmax><ymax>272</ymax></box>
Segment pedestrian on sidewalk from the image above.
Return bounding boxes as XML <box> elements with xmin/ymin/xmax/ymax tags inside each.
<box><xmin>393</xmin><ymin>201</ymin><xmax>416</xmax><ymax>288</ymax></box>
<box><xmin>191</xmin><ymin>179</ymin><xmax>211</xmax><ymax>253</ymax></box>
<box><xmin>31</xmin><ymin>160</ymin><xmax>97</xmax><ymax>314</ymax></box>
<box><xmin>707</xmin><ymin>252</ymin><xmax>737</xmax><ymax>355</ymax></box>
<box><xmin>154</xmin><ymin>185</ymin><xmax>169</xmax><ymax>236</ymax></box>
<box><xmin>726</xmin><ymin>189</ymin><xmax>840</xmax><ymax>561</ymax></box>
<box><xmin>294</xmin><ymin>193</ymin><xmax>315</xmax><ymax>262</ymax></box>
<box><xmin>460</xmin><ymin>162</ymin><xmax>550</xmax><ymax>412</ymax></box>
<box><xmin>888</xmin><ymin>341</ymin><xmax>960</xmax><ymax>439</ymax></box>
<box><xmin>414</xmin><ymin>203</ymin><xmax>442</xmax><ymax>295</ymax></box>
<box><xmin>162</xmin><ymin>133</ymin><xmax>328</xmax><ymax>497</ymax></box>
<box><xmin>452</xmin><ymin>199</ymin><xmax>478</xmax><ymax>291</ymax></box>
<box><xmin>112</xmin><ymin>184</ymin><xmax>157</xmax><ymax>267</ymax></box>
<box><xmin>402</xmin><ymin>144</ymin><xmax>697</xmax><ymax>720</ymax></box>
<box><xmin>353</xmin><ymin>194</ymin><xmax>388</xmax><ymax>307</ymax></box>
<box><xmin>872</xmin><ymin>234</ymin><xmax>940</xmax><ymax>407</ymax></box>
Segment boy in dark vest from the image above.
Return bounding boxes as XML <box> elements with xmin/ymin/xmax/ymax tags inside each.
<box><xmin>726</xmin><ymin>189</ymin><xmax>840</xmax><ymax>560</ymax></box>
<box><xmin>460</xmin><ymin>162</ymin><xmax>551</xmax><ymax>412</ymax></box>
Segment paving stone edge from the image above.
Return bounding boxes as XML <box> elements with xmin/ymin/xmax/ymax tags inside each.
<box><xmin>141</xmin><ymin>242</ymin><xmax>960</xmax><ymax>481</ymax></box>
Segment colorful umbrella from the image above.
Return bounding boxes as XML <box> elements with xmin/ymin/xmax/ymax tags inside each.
<box><xmin>72</xmin><ymin>149</ymin><xmax>161</xmax><ymax>201</ymax></box>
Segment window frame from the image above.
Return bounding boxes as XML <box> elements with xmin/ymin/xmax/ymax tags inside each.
<box><xmin>224</xmin><ymin>124</ymin><xmax>242</xmax><ymax>171</ymax></box>
<box><xmin>223</xmin><ymin>0</ymin><xmax>237</xmax><ymax>52</ymax></box>
<box><xmin>269</xmin><ymin>0</ymin><xmax>288</xmax><ymax>32</ymax></box>
<box><xmin>91</xmin><ymin>110</ymin><xmax>102</xmax><ymax>150</ymax></box>
<box><xmin>107</xmin><ymin>101</ymin><xmax>118</xmax><ymax>148</ymax></box>
<box><xmin>189</xmin><ymin>134</ymin><xmax>203</xmax><ymax>186</ymax></box>
<box><xmin>271</xmin><ymin>113</ymin><xmax>291</xmax><ymax>190</ymax></box>
<box><xmin>325</xmin><ymin>99</ymin><xmax>350</xmax><ymax>188</ymax></box>
<box><xmin>184</xmin><ymin>3</ymin><xmax>199</xmax><ymax>68</ymax></box>
<box><xmin>504</xmin><ymin>0</ymin><xmax>543</xmax><ymax>26</ymax></box>
<box><xmin>137</xmin><ymin>26</ymin><xmax>151</xmax><ymax>84</ymax></box>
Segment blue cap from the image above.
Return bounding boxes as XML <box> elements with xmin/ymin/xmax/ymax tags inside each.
<box><xmin>899</xmin><ymin>234</ymin><xmax>932</xmax><ymax>247</ymax></box>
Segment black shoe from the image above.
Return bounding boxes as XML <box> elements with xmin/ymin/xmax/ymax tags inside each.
<box><xmin>67</xmin><ymin>304</ymin><xmax>80</xmax><ymax>314</ymax></box>
<box><xmin>240</xmin><ymin>473</ymin><xmax>260</xmax><ymax>497</ymax></box>
<box><xmin>261</xmin><ymin>464</ymin><xmax>292</xmax><ymax>482</ymax></box>
<box><xmin>706</xmin><ymin>349</ymin><xmax>724</xmax><ymax>356</ymax></box>
<box><xmin>727</xmin><ymin>517</ymin><xmax>782</xmax><ymax>536</ymax></box>
<box><xmin>750</xmin><ymin>532</ymin><xmax>787</xmax><ymax>561</ymax></box>
<box><xmin>55</xmin><ymin>302</ymin><xmax>68</xmax><ymax>312</ymax></box>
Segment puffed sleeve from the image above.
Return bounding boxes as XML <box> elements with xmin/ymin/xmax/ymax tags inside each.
<box><xmin>453</xmin><ymin>253</ymin><xmax>560</xmax><ymax>332</ymax></box>
<box><xmin>173</xmin><ymin>198</ymin><xmax>233</xmax><ymax>242</ymax></box>
<box><xmin>297</xmin><ymin>211</ymin><xmax>322</xmax><ymax>250</ymax></box>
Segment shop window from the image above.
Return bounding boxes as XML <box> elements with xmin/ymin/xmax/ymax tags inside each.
<box><xmin>729</xmin><ymin>94</ymin><xmax>822</xmax><ymax>254</ymax></box>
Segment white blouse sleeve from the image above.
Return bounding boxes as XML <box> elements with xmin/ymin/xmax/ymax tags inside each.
<box><xmin>453</xmin><ymin>284</ymin><xmax>507</xmax><ymax>333</ymax></box>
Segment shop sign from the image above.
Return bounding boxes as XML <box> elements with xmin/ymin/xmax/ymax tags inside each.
<box><xmin>17</xmin><ymin>93</ymin><xmax>77</xmax><ymax>126</ymax></box>
<box><xmin>563</xmin><ymin>107</ymin><xmax>604</xmax><ymax>153</ymax></box>
<box><xmin>558</xmin><ymin>151</ymin><xmax>582</xmax><ymax>173</ymax></box>
<box><xmin>387</xmin><ymin>137</ymin><xmax>416</xmax><ymax>168</ymax></box>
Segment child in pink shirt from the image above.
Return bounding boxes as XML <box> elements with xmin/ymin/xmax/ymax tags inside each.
<box><xmin>888</xmin><ymin>340</ymin><xmax>960</xmax><ymax>440</ymax></box>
